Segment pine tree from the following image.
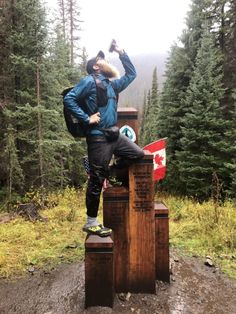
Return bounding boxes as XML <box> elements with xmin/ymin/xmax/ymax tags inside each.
<box><xmin>4</xmin><ymin>124</ymin><xmax>24</xmax><ymax>199</ymax></box>
<box><xmin>157</xmin><ymin>45</ymin><xmax>192</xmax><ymax>192</ymax></box>
<box><xmin>10</xmin><ymin>0</ymin><xmax>49</xmax><ymax>190</ymax></box>
<box><xmin>177</xmin><ymin>29</ymin><xmax>227</xmax><ymax>201</ymax></box>
<box><xmin>0</xmin><ymin>0</ymin><xmax>47</xmax><ymax>192</ymax></box>
<box><xmin>141</xmin><ymin>90</ymin><xmax>151</xmax><ymax>145</ymax></box>
<box><xmin>223</xmin><ymin>90</ymin><xmax>236</xmax><ymax>198</ymax></box>
<box><xmin>156</xmin><ymin>0</ymin><xmax>235</xmax><ymax>196</ymax></box>
<box><xmin>221</xmin><ymin>0</ymin><xmax>236</xmax><ymax>116</ymax></box>
<box><xmin>156</xmin><ymin>0</ymin><xmax>207</xmax><ymax>193</ymax></box>
<box><xmin>66</xmin><ymin>0</ymin><xmax>82</xmax><ymax>66</ymax></box>
<box><xmin>79</xmin><ymin>46</ymin><xmax>88</xmax><ymax>76</ymax></box>
<box><xmin>181</xmin><ymin>0</ymin><xmax>207</xmax><ymax>67</ymax></box>
<box><xmin>0</xmin><ymin>108</ymin><xmax>24</xmax><ymax>199</ymax></box>
<box><xmin>36</xmin><ymin>2</ymin><xmax>86</xmax><ymax>190</ymax></box>
<box><xmin>139</xmin><ymin>91</ymin><xmax>147</xmax><ymax>146</ymax></box>
<box><xmin>142</xmin><ymin>68</ymin><xmax>159</xmax><ymax>145</ymax></box>
<box><xmin>36</xmin><ymin>23</ymin><xmax>86</xmax><ymax>189</ymax></box>
<box><xmin>0</xmin><ymin>0</ymin><xmax>87</xmax><ymax>196</ymax></box>
<box><xmin>0</xmin><ymin>0</ymin><xmax>14</xmax><ymax>194</ymax></box>
<box><xmin>57</xmin><ymin>0</ymin><xmax>67</xmax><ymax>40</ymax></box>
<box><xmin>221</xmin><ymin>1</ymin><xmax>236</xmax><ymax>197</ymax></box>
<box><xmin>0</xmin><ymin>0</ymin><xmax>14</xmax><ymax>106</ymax></box>
<box><xmin>8</xmin><ymin>0</ymin><xmax>47</xmax><ymax>105</ymax></box>
<box><xmin>41</xmin><ymin>22</ymin><xmax>87</xmax><ymax>189</ymax></box>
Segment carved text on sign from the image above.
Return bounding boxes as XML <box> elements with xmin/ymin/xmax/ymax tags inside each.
<box><xmin>132</xmin><ymin>169</ymin><xmax>152</xmax><ymax>212</ymax></box>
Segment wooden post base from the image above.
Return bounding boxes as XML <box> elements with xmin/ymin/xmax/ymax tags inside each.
<box><xmin>103</xmin><ymin>186</ymin><xmax>129</xmax><ymax>292</ymax></box>
<box><xmin>85</xmin><ymin>235</ymin><xmax>114</xmax><ymax>308</ymax></box>
<box><xmin>155</xmin><ymin>202</ymin><xmax>170</xmax><ymax>283</ymax></box>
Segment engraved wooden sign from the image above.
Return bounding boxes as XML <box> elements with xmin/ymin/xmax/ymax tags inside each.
<box><xmin>128</xmin><ymin>153</ymin><xmax>156</xmax><ymax>293</ymax></box>
<box><xmin>84</xmin><ymin>107</ymin><xmax>165</xmax><ymax>307</ymax></box>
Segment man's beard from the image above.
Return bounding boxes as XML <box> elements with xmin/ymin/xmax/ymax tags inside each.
<box><xmin>97</xmin><ymin>60</ymin><xmax>120</xmax><ymax>79</ymax></box>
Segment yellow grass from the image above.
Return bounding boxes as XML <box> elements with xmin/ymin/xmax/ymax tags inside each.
<box><xmin>0</xmin><ymin>188</ymin><xmax>235</xmax><ymax>279</ymax></box>
<box><xmin>0</xmin><ymin>187</ymin><xmax>102</xmax><ymax>278</ymax></box>
<box><xmin>159</xmin><ymin>194</ymin><xmax>236</xmax><ymax>278</ymax></box>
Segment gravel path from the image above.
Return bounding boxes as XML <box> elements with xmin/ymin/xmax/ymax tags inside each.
<box><xmin>0</xmin><ymin>249</ymin><xmax>235</xmax><ymax>314</ymax></box>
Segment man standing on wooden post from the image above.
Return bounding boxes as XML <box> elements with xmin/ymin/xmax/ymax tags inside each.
<box><xmin>64</xmin><ymin>40</ymin><xmax>144</xmax><ymax>237</ymax></box>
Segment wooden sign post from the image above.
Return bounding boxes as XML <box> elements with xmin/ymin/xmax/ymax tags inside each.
<box><xmin>85</xmin><ymin>235</ymin><xmax>114</xmax><ymax>308</ymax></box>
<box><xmin>103</xmin><ymin>186</ymin><xmax>129</xmax><ymax>292</ymax></box>
<box><xmin>85</xmin><ymin>108</ymin><xmax>171</xmax><ymax>308</ymax></box>
<box><xmin>155</xmin><ymin>202</ymin><xmax>170</xmax><ymax>282</ymax></box>
<box><xmin>128</xmin><ymin>153</ymin><xmax>156</xmax><ymax>293</ymax></box>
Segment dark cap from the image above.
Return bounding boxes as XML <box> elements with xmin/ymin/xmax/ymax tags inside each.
<box><xmin>86</xmin><ymin>50</ymin><xmax>105</xmax><ymax>74</ymax></box>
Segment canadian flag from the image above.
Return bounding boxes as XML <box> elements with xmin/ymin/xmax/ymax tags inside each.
<box><xmin>143</xmin><ymin>138</ymin><xmax>167</xmax><ymax>181</ymax></box>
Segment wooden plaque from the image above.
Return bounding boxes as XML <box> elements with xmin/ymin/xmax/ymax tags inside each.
<box><xmin>103</xmin><ymin>186</ymin><xmax>129</xmax><ymax>292</ymax></box>
<box><xmin>117</xmin><ymin>107</ymin><xmax>139</xmax><ymax>144</ymax></box>
<box><xmin>85</xmin><ymin>235</ymin><xmax>114</xmax><ymax>308</ymax></box>
<box><xmin>128</xmin><ymin>153</ymin><xmax>156</xmax><ymax>293</ymax></box>
<box><xmin>155</xmin><ymin>202</ymin><xmax>170</xmax><ymax>282</ymax></box>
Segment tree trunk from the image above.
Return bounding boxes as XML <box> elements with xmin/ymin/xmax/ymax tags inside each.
<box><xmin>8</xmin><ymin>141</ymin><xmax>13</xmax><ymax>201</ymax></box>
<box><xmin>69</xmin><ymin>0</ymin><xmax>74</xmax><ymax>66</ymax></box>
<box><xmin>36</xmin><ymin>59</ymin><xmax>44</xmax><ymax>187</ymax></box>
<box><xmin>60</xmin><ymin>0</ymin><xmax>66</xmax><ymax>40</ymax></box>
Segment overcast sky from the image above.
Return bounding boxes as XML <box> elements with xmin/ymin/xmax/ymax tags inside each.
<box><xmin>46</xmin><ymin>0</ymin><xmax>191</xmax><ymax>58</ymax></box>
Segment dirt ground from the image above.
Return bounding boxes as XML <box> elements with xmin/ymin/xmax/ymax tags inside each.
<box><xmin>0</xmin><ymin>249</ymin><xmax>235</xmax><ymax>314</ymax></box>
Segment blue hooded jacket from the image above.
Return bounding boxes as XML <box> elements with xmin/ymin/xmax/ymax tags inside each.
<box><xmin>63</xmin><ymin>52</ymin><xmax>136</xmax><ymax>136</ymax></box>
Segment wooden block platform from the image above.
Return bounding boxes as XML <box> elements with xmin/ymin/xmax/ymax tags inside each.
<box><xmin>155</xmin><ymin>202</ymin><xmax>170</xmax><ymax>283</ymax></box>
<box><xmin>128</xmin><ymin>153</ymin><xmax>156</xmax><ymax>293</ymax></box>
<box><xmin>103</xmin><ymin>186</ymin><xmax>129</xmax><ymax>292</ymax></box>
<box><xmin>85</xmin><ymin>235</ymin><xmax>114</xmax><ymax>308</ymax></box>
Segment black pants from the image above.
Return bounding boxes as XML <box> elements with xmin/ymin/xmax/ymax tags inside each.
<box><xmin>86</xmin><ymin>134</ymin><xmax>144</xmax><ymax>218</ymax></box>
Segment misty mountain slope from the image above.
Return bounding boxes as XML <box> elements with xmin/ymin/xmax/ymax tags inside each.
<box><xmin>112</xmin><ymin>52</ymin><xmax>168</xmax><ymax>111</ymax></box>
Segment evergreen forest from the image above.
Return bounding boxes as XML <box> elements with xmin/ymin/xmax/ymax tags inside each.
<box><xmin>140</xmin><ymin>0</ymin><xmax>236</xmax><ymax>201</ymax></box>
<box><xmin>0</xmin><ymin>0</ymin><xmax>88</xmax><ymax>206</ymax></box>
<box><xmin>0</xmin><ymin>0</ymin><xmax>236</xmax><ymax>206</ymax></box>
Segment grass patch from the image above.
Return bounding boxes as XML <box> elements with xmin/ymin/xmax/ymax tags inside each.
<box><xmin>1</xmin><ymin>188</ymin><xmax>235</xmax><ymax>279</ymax></box>
<box><xmin>159</xmin><ymin>194</ymin><xmax>236</xmax><ymax>279</ymax></box>
<box><xmin>0</xmin><ymin>187</ymin><xmax>103</xmax><ymax>278</ymax></box>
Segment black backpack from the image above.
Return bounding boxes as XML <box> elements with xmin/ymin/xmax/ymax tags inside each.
<box><xmin>62</xmin><ymin>75</ymin><xmax>118</xmax><ymax>138</ymax></box>
<box><xmin>62</xmin><ymin>87</ymin><xmax>87</xmax><ymax>138</ymax></box>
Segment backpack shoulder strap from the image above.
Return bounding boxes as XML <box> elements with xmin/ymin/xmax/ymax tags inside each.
<box><xmin>111</xmin><ymin>81</ymin><xmax>119</xmax><ymax>102</ymax></box>
<box><xmin>92</xmin><ymin>74</ymin><xmax>119</xmax><ymax>103</ymax></box>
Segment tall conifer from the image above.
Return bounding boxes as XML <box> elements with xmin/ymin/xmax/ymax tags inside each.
<box><xmin>177</xmin><ymin>29</ymin><xmax>226</xmax><ymax>200</ymax></box>
<box><xmin>157</xmin><ymin>45</ymin><xmax>192</xmax><ymax>192</ymax></box>
<box><xmin>142</xmin><ymin>68</ymin><xmax>159</xmax><ymax>145</ymax></box>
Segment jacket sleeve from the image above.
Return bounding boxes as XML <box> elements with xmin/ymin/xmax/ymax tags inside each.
<box><xmin>112</xmin><ymin>52</ymin><xmax>136</xmax><ymax>93</ymax></box>
<box><xmin>63</xmin><ymin>77</ymin><xmax>94</xmax><ymax>125</ymax></box>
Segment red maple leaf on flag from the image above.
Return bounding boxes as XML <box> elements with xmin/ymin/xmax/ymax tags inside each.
<box><xmin>154</xmin><ymin>154</ymin><xmax>164</xmax><ymax>166</ymax></box>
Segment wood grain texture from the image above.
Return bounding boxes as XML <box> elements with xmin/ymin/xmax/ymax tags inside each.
<box><xmin>128</xmin><ymin>153</ymin><xmax>156</xmax><ymax>293</ymax></box>
<box><xmin>85</xmin><ymin>235</ymin><xmax>114</xmax><ymax>308</ymax></box>
<box><xmin>155</xmin><ymin>202</ymin><xmax>170</xmax><ymax>283</ymax></box>
<box><xmin>103</xmin><ymin>186</ymin><xmax>129</xmax><ymax>292</ymax></box>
